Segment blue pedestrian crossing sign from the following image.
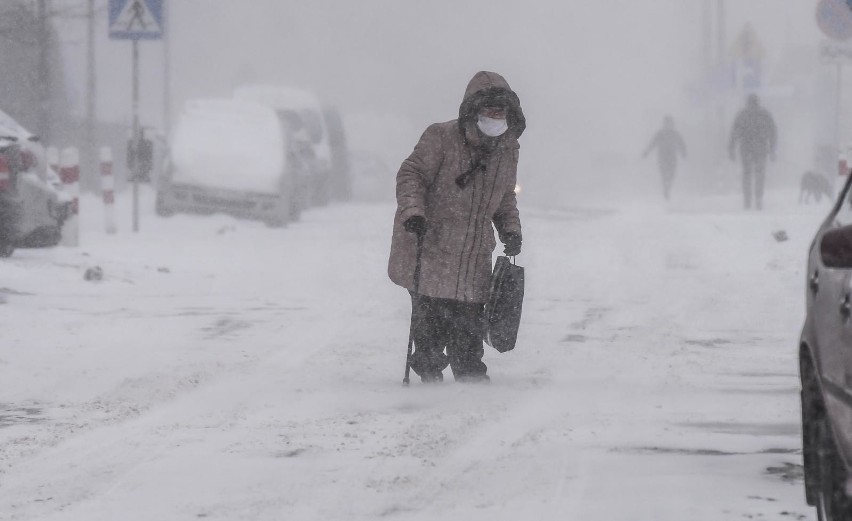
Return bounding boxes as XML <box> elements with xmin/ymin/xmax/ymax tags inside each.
<box><xmin>109</xmin><ymin>0</ymin><xmax>164</xmax><ymax>40</ymax></box>
<box><xmin>817</xmin><ymin>0</ymin><xmax>852</xmax><ymax>41</ymax></box>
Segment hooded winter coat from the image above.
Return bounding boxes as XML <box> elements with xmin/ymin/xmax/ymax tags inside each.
<box><xmin>388</xmin><ymin>71</ymin><xmax>525</xmax><ymax>303</ymax></box>
<box><xmin>729</xmin><ymin>97</ymin><xmax>777</xmax><ymax>161</ymax></box>
<box><xmin>644</xmin><ymin>125</ymin><xmax>687</xmax><ymax>174</ymax></box>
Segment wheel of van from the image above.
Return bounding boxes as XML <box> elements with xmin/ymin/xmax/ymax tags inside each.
<box><xmin>155</xmin><ymin>193</ymin><xmax>175</xmax><ymax>217</ymax></box>
<box><xmin>289</xmin><ymin>195</ymin><xmax>301</xmax><ymax>222</ymax></box>
<box><xmin>264</xmin><ymin>208</ymin><xmax>289</xmax><ymax>228</ymax></box>
<box><xmin>0</xmin><ymin>243</ymin><xmax>14</xmax><ymax>257</ymax></box>
<box><xmin>264</xmin><ymin>217</ymin><xmax>287</xmax><ymax>228</ymax></box>
<box><xmin>816</xmin><ymin>417</ymin><xmax>852</xmax><ymax>521</ymax></box>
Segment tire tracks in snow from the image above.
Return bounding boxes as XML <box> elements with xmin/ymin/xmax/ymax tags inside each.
<box><xmin>0</xmin><ymin>301</ymin><xmax>347</xmax><ymax>519</ymax></box>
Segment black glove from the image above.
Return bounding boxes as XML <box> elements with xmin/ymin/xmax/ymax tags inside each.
<box><xmin>403</xmin><ymin>215</ymin><xmax>427</xmax><ymax>237</ymax></box>
<box><xmin>502</xmin><ymin>232</ymin><xmax>522</xmax><ymax>256</ymax></box>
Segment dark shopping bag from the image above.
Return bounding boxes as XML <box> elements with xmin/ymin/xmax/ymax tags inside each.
<box><xmin>484</xmin><ymin>256</ymin><xmax>524</xmax><ymax>352</ymax></box>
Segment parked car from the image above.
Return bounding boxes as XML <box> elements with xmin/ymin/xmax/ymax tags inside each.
<box><xmin>800</xmin><ymin>173</ymin><xmax>852</xmax><ymax>519</ymax></box>
<box><xmin>0</xmin><ymin>109</ymin><xmax>70</xmax><ymax>257</ymax></box>
<box><xmin>233</xmin><ymin>85</ymin><xmax>334</xmax><ymax>206</ymax></box>
<box><xmin>348</xmin><ymin>150</ymin><xmax>394</xmax><ymax>203</ymax></box>
<box><xmin>156</xmin><ymin>99</ymin><xmax>302</xmax><ymax>227</ymax></box>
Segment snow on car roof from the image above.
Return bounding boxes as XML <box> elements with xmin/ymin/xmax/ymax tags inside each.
<box><xmin>0</xmin><ymin>108</ymin><xmax>32</xmax><ymax>141</ymax></box>
<box><xmin>233</xmin><ymin>84</ymin><xmax>323</xmax><ymax>111</ymax></box>
<box><xmin>171</xmin><ymin>99</ymin><xmax>286</xmax><ymax>194</ymax></box>
<box><xmin>234</xmin><ymin>84</ymin><xmax>332</xmax><ymax>162</ymax></box>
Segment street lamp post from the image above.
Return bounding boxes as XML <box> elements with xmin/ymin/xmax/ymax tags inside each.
<box><xmin>163</xmin><ymin>0</ymin><xmax>171</xmax><ymax>139</ymax></box>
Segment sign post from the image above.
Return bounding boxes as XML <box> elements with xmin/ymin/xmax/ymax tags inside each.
<box><xmin>732</xmin><ymin>24</ymin><xmax>764</xmax><ymax>92</ymax></box>
<box><xmin>108</xmin><ymin>0</ymin><xmax>163</xmax><ymax>233</ymax></box>
<box><xmin>817</xmin><ymin>0</ymin><xmax>852</xmax><ymax>186</ymax></box>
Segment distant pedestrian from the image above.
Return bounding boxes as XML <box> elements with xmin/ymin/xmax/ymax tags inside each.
<box><xmin>388</xmin><ymin>71</ymin><xmax>525</xmax><ymax>384</ymax></box>
<box><xmin>728</xmin><ymin>93</ymin><xmax>777</xmax><ymax>210</ymax></box>
<box><xmin>642</xmin><ymin>115</ymin><xmax>687</xmax><ymax>200</ymax></box>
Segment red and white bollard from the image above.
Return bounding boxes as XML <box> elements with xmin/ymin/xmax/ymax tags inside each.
<box><xmin>59</xmin><ymin>147</ymin><xmax>80</xmax><ymax>247</ymax></box>
<box><xmin>100</xmin><ymin>147</ymin><xmax>117</xmax><ymax>234</ymax></box>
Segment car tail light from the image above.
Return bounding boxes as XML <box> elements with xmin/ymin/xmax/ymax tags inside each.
<box><xmin>0</xmin><ymin>155</ymin><xmax>10</xmax><ymax>191</ymax></box>
<box><xmin>20</xmin><ymin>149</ymin><xmax>36</xmax><ymax>171</ymax></box>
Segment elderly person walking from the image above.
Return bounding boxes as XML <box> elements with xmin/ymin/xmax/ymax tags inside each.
<box><xmin>388</xmin><ymin>71</ymin><xmax>525</xmax><ymax>384</ymax></box>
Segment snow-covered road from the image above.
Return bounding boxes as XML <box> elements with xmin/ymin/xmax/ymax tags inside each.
<box><xmin>0</xmin><ymin>188</ymin><xmax>825</xmax><ymax>520</ymax></box>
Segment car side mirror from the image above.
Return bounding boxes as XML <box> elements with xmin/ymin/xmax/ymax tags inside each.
<box><xmin>821</xmin><ymin>225</ymin><xmax>852</xmax><ymax>268</ymax></box>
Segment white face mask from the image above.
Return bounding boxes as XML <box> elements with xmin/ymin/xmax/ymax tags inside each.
<box><xmin>477</xmin><ymin>115</ymin><xmax>509</xmax><ymax>137</ymax></box>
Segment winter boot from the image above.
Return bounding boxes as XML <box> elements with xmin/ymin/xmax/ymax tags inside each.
<box><xmin>455</xmin><ymin>374</ymin><xmax>490</xmax><ymax>384</ymax></box>
<box><xmin>420</xmin><ymin>372</ymin><xmax>444</xmax><ymax>384</ymax></box>
<box><xmin>409</xmin><ymin>350</ymin><xmax>449</xmax><ymax>383</ymax></box>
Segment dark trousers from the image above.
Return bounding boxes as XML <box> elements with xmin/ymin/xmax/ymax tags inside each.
<box><xmin>660</xmin><ymin>166</ymin><xmax>675</xmax><ymax>200</ymax></box>
<box><xmin>408</xmin><ymin>292</ymin><xmax>487</xmax><ymax>379</ymax></box>
<box><xmin>742</xmin><ymin>155</ymin><xmax>767</xmax><ymax>209</ymax></box>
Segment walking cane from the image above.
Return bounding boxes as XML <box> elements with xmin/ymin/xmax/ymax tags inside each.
<box><xmin>403</xmin><ymin>233</ymin><xmax>424</xmax><ymax>386</ymax></box>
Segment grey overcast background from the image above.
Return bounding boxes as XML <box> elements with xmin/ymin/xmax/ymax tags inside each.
<box><xmin>59</xmin><ymin>0</ymin><xmax>822</xmax><ymax>205</ymax></box>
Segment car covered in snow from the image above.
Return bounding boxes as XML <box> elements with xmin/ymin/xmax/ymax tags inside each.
<box><xmin>156</xmin><ymin>99</ymin><xmax>304</xmax><ymax>227</ymax></box>
<box><xmin>0</xmin><ymin>109</ymin><xmax>70</xmax><ymax>257</ymax></box>
<box><xmin>800</xmin><ymin>172</ymin><xmax>852</xmax><ymax>519</ymax></box>
<box><xmin>233</xmin><ymin>85</ymin><xmax>337</xmax><ymax>206</ymax></box>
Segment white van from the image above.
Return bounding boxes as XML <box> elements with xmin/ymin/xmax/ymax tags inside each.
<box><xmin>156</xmin><ymin>99</ymin><xmax>301</xmax><ymax>226</ymax></box>
<box><xmin>233</xmin><ymin>85</ymin><xmax>333</xmax><ymax>206</ymax></box>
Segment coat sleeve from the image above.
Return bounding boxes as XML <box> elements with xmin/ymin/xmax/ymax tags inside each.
<box><xmin>396</xmin><ymin>124</ymin><xmax>445</xmax><ymax>222</ymax></box>
<box><xmin>728</xmin><ymin>113</ymin><xmax>741</xmax><ymax>155</ymax></box>
<box><xmin>493</xmin><ymin>143</ymin><xmax>522</xmax><ymax>241</ymax></box>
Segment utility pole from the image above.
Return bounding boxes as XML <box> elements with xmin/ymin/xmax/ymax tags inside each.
<box><xmin>85</xmin><ymin>0</ymin><xmax>97</xmax><ymax>190</ymax></box>
<box><xmin>702</xmin><ymin>0</ymin><xmax>712</xmax><ymax>143</ymax></box>
<box><xmin>716</xmin><ymin>0</ymin><xmax>726</xmax><ymax>67</ymax></box>
<box><xmin>163</xmin><ymin>0</ymin><xmax>171</xmax><ymax>138</ymax></box>
<box><xmin>36</xmin><ymin>0</ymin><xmax>51</xmax><ymax>142</ymax></box>
<box><xmin>836</xmin><ymin>63</ymin><xmax>843</xmax><ymax>161</ymax></box>
<box><xmin>702</xmin><ymin>0</ymin><xmax>712</xmax><ymax>74</ymax></box>
<box><xmin>132</xmin><ymin>38</ymin><xmax>140</xmax><ymax>233</ymax></box>
<box><xmin>716</xmin><ymin>0</ymin><xmax>728</xmax><ymax>160</ymax></box>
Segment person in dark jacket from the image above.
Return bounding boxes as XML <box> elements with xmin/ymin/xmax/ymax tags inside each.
<box><xmin>643</xmin><ymin>115</ymin><xmax>687</xmax><ymax>200</ymax></box>
<box><xmin>728</xmin><ymin>93</ymin><xmax>777</xmax><ymax>210</ymax></box>
<box><xmin>388</xmin><ymin>71</ymin><xmax>525</xmax><ymax>384</ymax></box>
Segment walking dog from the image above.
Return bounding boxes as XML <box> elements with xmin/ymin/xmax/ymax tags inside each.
<box><xmin>800</xmin><ymin>171</ymin><xmax>834</xmax><ymax>203</ymax></box>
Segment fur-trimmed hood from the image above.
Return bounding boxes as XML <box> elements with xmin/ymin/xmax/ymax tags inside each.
<box><xmin>458</xmin><ymin>71</ymin><xmax>526</xmax><ymax>139</ymax></box>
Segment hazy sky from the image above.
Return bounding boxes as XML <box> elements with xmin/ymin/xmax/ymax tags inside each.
<box><xmin>56</xmin><ymin>0</ymin><xmax>826</xmax><ymax>201</ymax></box>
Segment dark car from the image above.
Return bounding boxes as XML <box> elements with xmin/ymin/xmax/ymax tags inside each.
<box><xmin>0</xmin><ymin>110</ymin><xmax>70</xmax><ymax>257</ymax></box>
<box><xmin>800</xmin><ymin>172</ymin><xmax>852</xmax><ymax>520</ymax></box>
